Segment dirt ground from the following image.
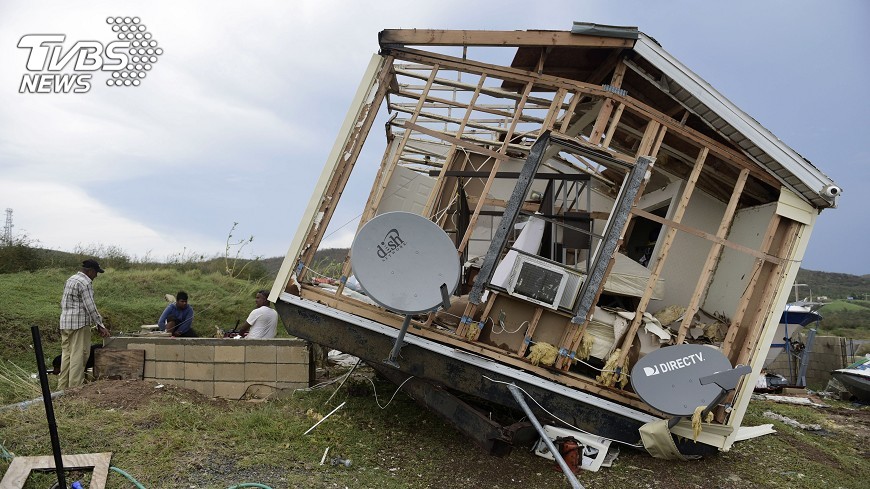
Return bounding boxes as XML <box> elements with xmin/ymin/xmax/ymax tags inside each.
<box><xmin>55</xmin><ymin>379</ymin><xmax>870</xmax><ymax>489</ymax></box>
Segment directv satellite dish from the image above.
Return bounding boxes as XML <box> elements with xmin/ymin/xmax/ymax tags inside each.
<box><xmin>351</xmin><ymin>212</ymin><xmax>460</xmax><ymax>314</ymax></box>
<box><xmin>351</xmin><ymin>212</ymin><xmax>460</xmax><ymax>366</ymax></box>
<box><xmin>631</xmin><ymin>344</ymin><xmax>750</xmax><ymax>417</ymax></box>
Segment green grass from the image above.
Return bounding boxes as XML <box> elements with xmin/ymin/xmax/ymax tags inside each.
<box><xmin>1</xmin><ymin>377</ymin><xmax>868</xmax><ymax>489</ymax></box>
<box><xmin>820</xmin><ymin>300</ymin><xmax>870</xmax><ymax>313</ymax></box>
<box><xmin>1</xmin><ymin>264</ymin><xmax>869</xmax><ymax>488</ymax></box>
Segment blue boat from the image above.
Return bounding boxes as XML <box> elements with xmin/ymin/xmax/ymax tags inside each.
<box><xmin>764</xmin><ymin>302</ymin><xmax>823</xmax><ymax>367</ymax></box>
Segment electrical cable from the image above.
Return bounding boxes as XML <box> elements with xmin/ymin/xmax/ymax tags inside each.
<box><xmin>482</xmin><ymin>375</ymin><xmax>644</xmax><ymax>448</ymax></box>
<box><xmin>492</xmin><ymin>318</ymin><xmax>527</xmax><ymax>335</ymax></box>
<box><xmin>365</xmin><ymin>375</ymin><xmax>415</xmax><ymax>409</ymax></box>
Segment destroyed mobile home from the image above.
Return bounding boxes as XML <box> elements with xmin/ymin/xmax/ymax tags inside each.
<box><xmin>268</xmin><ymin>24</ymin><xmax>841</xmax><ymax>461</ymax></box>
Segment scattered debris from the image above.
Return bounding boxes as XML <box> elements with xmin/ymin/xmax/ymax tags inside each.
<box><xmin>763</xmin><ymin>411</ymin><xmax>822</xmax><ymax>431</ymax></box>
<box><xmin>303</xmin><ymin>401</ymin><xmax>346</xmax><ymax>435</ymax></box>
<box><xmin>753</xmin><ymin>394</ymin><xmax>827</xmax><ymax>408</ymax></box>
<box><xmin>330</xmin><ymin>457</ymin><xmax>352</xmax><ymax>467</ymax></box>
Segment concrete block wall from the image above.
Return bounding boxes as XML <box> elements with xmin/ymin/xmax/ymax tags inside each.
<box><xmin>766</xmin><ymin>335</ymin><xmax>848</xmax><ymax>390</ymax></box>
<box><xmin>104</xmin><ymin>336</ymin><xmax>310</xmax><ymax>399</ymax></box>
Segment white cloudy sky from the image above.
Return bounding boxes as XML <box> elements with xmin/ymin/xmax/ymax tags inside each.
<box><xmin>1</xmin><ymin>0</ymin><xmax>868</xmax><ymax>274</ymax></box>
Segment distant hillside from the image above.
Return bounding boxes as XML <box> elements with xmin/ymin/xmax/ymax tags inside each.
<box><xmin>793</xmin><ymin>269</ymin><xmax>870</xmax><ymax>301</ymax></box>
<box><xmin>260</xmin><ymin>248</ymin><xmax>349</xmax><ymax>280</ymax></box>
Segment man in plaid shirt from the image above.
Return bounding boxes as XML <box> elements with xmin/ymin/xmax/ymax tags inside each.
<box><xmin>59</xmin><ymin>259</ymin><xmax>111</xmax><ymax>389</ymax></box>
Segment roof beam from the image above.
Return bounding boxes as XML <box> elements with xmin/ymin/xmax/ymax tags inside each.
<box><xmin>379</xmin><ymin>29</ymin><xmax>635</xmax><ymax>48</ymax></box>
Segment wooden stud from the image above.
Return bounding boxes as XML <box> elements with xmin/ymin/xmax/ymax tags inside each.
<box><xmin>601</xmin><ymin>103</ymin><xmax>625</xmax><ymax>149</ymax></box>
<box><xmin>295</xmin><ymin>57</ymin><xmax>395</xmax><ymax>283</ymax></box>
<box><xmin>456</xmin><ymin>79</ymin><xmax>534</xmax><ymax>255</ymax></box>
<box><xmin>675</xmin><ymin>168</ymin><xmax>750</xmax><ymax>344</ymax></box>
<box><xmin>517</xmin><ymin>307</ymin><xmax>544</xmax><ymax>357</ymax></box>
<box><xmin>629</xmin><ymin>208</ymin><xmax>784</xmax><ymax>265</ymax></box>
<box><xmin>614</xmin><ymin>147</ymin><xmax>708</xmax><ymax>360</ymax></box>
<box><xmin>735</xmin><ymin>220</ymin><xmax>801</xmax><ymax>367</ymax></box>
<box><xmin>722</xmin><ymin>214</ymin><xmax>781</xmax><ymax>358</ymax></box>
<box><xmin>364</xmin><ymin>64</ymin><xmax>441</xmax><ymax>224</ymax></box>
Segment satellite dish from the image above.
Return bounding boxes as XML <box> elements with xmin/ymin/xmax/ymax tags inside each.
<box><xmin>351</xmin><ymin>212</ymin><xmax>460</xmax><ymax>314</ymax></box>
<box><xmin>631</xmin><ymin>344</ymin><xmax>747</xmax><ymax>417</ymax></box>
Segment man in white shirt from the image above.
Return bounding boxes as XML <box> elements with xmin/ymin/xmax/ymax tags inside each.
<box><xmin>239</xmin><ymin>290</ymin><xmax>278</xmax><ymax>339</ymax></box>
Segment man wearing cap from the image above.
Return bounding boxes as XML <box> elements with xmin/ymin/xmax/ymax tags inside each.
<box><xmin>59</xmin><ymin>259</ymin><xmax>111</xmax><ymax>389</ymax></box>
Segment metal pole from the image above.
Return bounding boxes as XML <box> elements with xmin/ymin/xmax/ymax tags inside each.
<box><xmin>384</xmin><ymin>314</ymin><xmax>413</xmax><ymax>368</ymax></box>
<box><xmin>507</xmin><ymin>383</ymin><xmax>583</xmax><ymax>489</ymax></box>
<box><xmin>31</xmin><ymin>325</ymin><xmax>66</xmax><ymax>489</ymax></box>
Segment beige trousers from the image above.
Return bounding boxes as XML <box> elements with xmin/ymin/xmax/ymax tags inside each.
<box><xmin>58</xmin><ymin>327</ymin><xmax>90</xmax><ymax>389</ymax></box>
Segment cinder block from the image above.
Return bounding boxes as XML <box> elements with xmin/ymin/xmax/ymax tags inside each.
<box><xmin>277</xmin><ymin>381</ymin><xmax>308</xmax><ymax>391</ymax></box>
<box><xmin>245</xmin><ymin>363</ymin><xmax>276</xmax><ymax>382</ymax></box>
<box><xmin>278</xmin><ymin>345</ymin><xmax>308</xmax><ymax>364</ymax></box>
<box><xmin>185</xmin><ymin>345</ymin><xmax>215</xmax><ymax>363</ymax></box>
<box><xmin>246</xmin><ymin>345</ymin><xmax>277</xmax><ymax>363</ymax></box>
<box><xmin>162</xmin><ymin>378</ymin><xmax>184</xmax><ymax>388</ymax></box>
<box><xmin>144</xmin><ymin>360</ymin><xmax>156</xmax><ymax>379</ymax></box>
<box><xmin>277</xmin><ymin>363</ymin><xmax>310</xmax><ymax>383</ymax></box>
<box><xmin>155</xmin><ymin>344</ymin><xmax>184</xmax><ymax>362</ymax></box>
<box><xmin>214</xmin><ymin>381</ymin><xmax>248</xmax><ymax>400</ymax></box>
<box><xmin>215</xmin><ymin>345</ymin><xmax>245</xmax><ymax>363</ymax></box>
<box><xmin>185</xmin><ymin>362</ymin><xmax>214</xmax><ymax>381</ymax></box>
<box><xmin>185</xmin><ymin>380</ymin><xmax>214</xmax><ymax>398</ymax></box>
<box><xmin>214</xmin><ymin>363</ymin><xmax>245</xmax><ymax>382</ymax></box>
<box><xmin>127</xmin><ymin>343</ymin><xmax>156</xmax><ymax>360</ymax></box>
<box><xmin>155</xmin><ymin>361</ymin><xmax>184</xmax><ymax>380</ymax></box>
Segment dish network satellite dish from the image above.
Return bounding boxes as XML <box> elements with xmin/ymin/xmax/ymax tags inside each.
<box><xmin>630</xmin><ymin>344</ymin><xmax>751</xmax><ymax>418</ymax></box>
<box><xmin>351</xmin><ymin>212</ymin><xmax>460</xmax><ymax>367</ymax></box>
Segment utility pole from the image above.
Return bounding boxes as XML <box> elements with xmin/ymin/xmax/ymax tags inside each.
<box><xmin>2</xmin><ymin>208</ymin><xmax>12</xmax><ymax>246</ymax></box>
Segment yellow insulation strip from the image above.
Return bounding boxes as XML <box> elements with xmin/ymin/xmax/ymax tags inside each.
<box><xmin>691</xmin><ymin>405</ymin><xmax>714</xmax><ymax>441</ymax></box>
<box><xmin>528</xmin><ymin>342</ymin><xmax>558</xmax><ymax>366</ymax></box>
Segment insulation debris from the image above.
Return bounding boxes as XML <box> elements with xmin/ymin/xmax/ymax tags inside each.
<box><xmin>529</xmin><ymin>342</ymin><xmax>559</xmax><ymax>366</ymax></box>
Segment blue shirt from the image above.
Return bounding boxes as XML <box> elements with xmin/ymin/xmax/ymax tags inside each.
<box><xmin>158</xmin><ymin>303</ymin><xmax>194</xmax><ymax>335</ymax></box>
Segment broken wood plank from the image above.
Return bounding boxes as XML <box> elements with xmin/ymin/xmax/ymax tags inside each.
<box><xmin>1</xmin><ymin>453</ymin><xmax>112</xmax><ymax>489</ymax></box>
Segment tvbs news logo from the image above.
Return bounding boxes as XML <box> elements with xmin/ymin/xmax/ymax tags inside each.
<box><xmin>17</xmin><ymin>16</ymin><xmax>162</xmax><ymax>94</ymax></box>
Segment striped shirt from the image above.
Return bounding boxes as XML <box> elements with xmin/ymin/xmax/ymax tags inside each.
<box><xmin>60</xmin><ymin>271</ymin><xmax>104</xmax><ymax>330</ymax></box>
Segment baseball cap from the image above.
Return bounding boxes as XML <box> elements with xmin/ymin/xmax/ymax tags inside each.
<box><xmin>82</xmin><ymin>259</ymin><xmax>105</xmax><ymax>273</ymax></box>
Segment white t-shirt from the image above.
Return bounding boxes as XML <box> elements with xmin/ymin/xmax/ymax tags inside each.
<box><xmin>245</xmin><ymin>306</ymin><xmax>278</xmax><ymax>339</ymax></box>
